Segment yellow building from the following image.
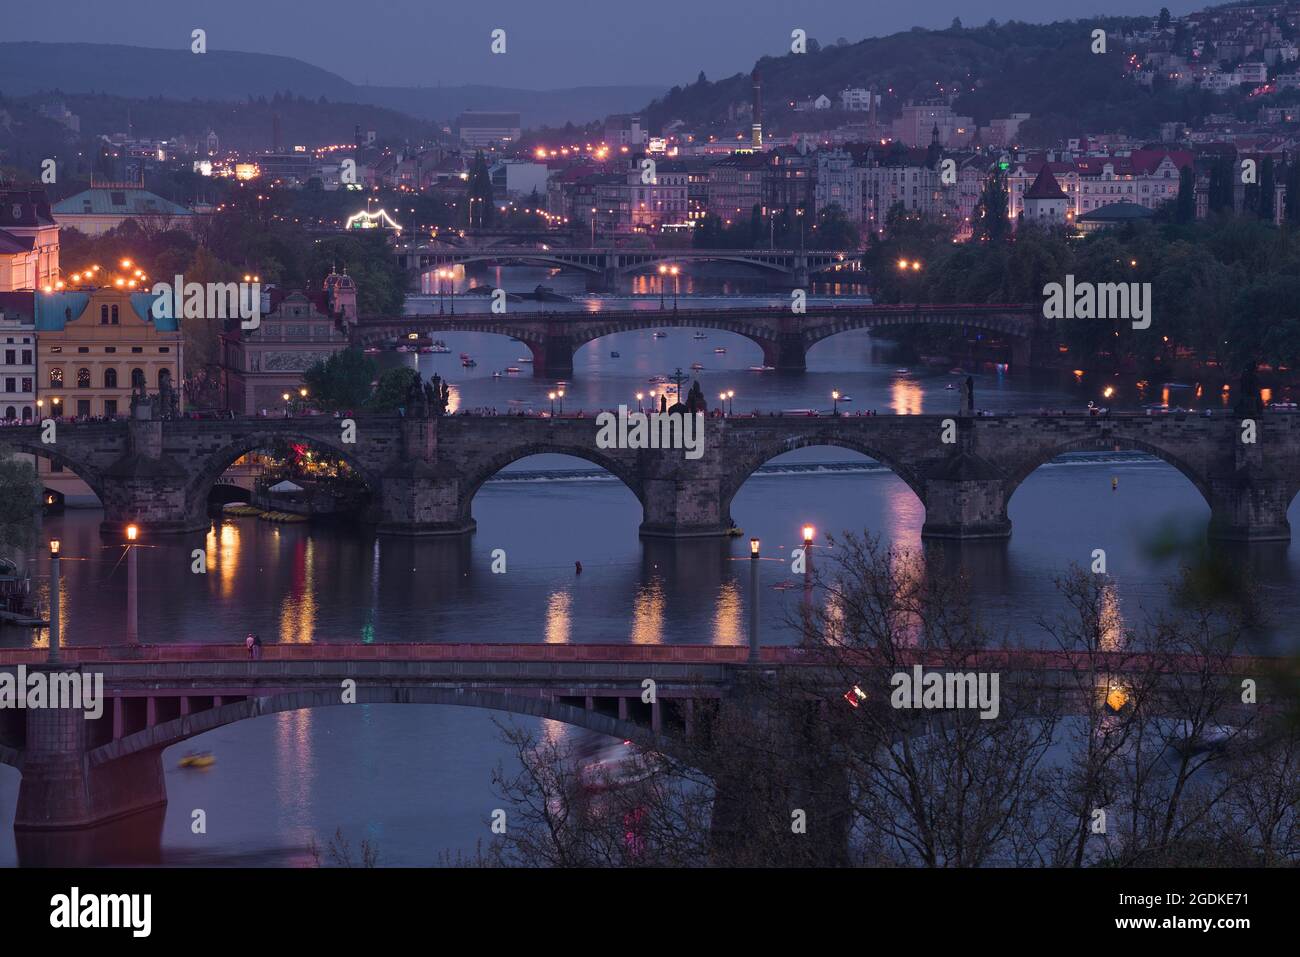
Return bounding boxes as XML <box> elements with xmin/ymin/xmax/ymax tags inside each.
<box><xmin>35</xmin><ymin>286</ymin><xmax>183</xmax><ymax>504</ymax></box>
<box><xmin>0</xmin><ymin>186</ymin><xmax>60</xmax><ymax>292</ymax></box>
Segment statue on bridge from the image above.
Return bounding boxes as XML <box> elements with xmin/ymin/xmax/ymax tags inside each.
<box><xmin>1234</xmin><ymin>362</ymin><xmax>1264</xmax><ymax>418</ymax></box>
<box><xmin>405</xmin><ymin>372</ymin><xmax>451</xmax><ymax>417</ymax></box>
<box><xmin>964</xmin><ymin>375</ymin><xmax>975</xmax><ymax>416</ymax></box>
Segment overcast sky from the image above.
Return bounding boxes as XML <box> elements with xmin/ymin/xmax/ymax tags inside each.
<box><xmin>7</xmin><ymin>0</ymin><xmax>1204</xmax><ymax>89</ymax></box>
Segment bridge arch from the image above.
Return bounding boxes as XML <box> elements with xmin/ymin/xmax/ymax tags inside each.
<box><xmin>86</xmin><ymin>687</ymin><xmax>666</xmax><ymax>767</ymax></box>
<box><xmin>457</xmin><ymin>445</ymin><xmax>645</xmax><ymax>525</ymax></box>
<box><xmin>186</xmin><ymin>429</ymin><xmax>385</xmax><ymax>519</ymax></box>
<box><xmin>419</xmin><ymin>254</ymin><xmax>602</xmax><ymax>276</ymax></box>
<box><xmin>1003</xmin><ymin>434</ymin><xmax>1213</xmax><ymax>508</ymax></box>
<box><xmin>0</xmin><ymin>436</ymin><xmax>108</xmax><ymax>507</ymax></box>
<box><xmin>720</xmin><ymin>432</ymin><xmax>928</xmax><ymax>508</ymax></box>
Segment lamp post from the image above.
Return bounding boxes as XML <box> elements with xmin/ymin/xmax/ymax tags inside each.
<box><xmin>125</xmin><ymin>524</ymin><xmax>139</xmax><ymax>645</ymax></box>
<box><xmin>282</xmin><ymin>392</ymin><xmax>291</xmax><ymax>417</ymax></box>
<box><xmin>437</xmin><ymin>268</ymin><xmax>446</xmax><ymax>314</ymax></box>
<box><xmin>727</xmin><ymin>390</ymin><xmax>734</xmax><ymax>415</ymax></box>
<box><xmin>548</xmin><ymin>391</ymin><xmax>556</xmax><ymax>417</ymax></box>
<box><xmin>47</xmin><ymin>539</ymin><xmax>60</xmax><ymax>663</ymax></box>
<box><xmin>748</xmin><ymin>538</ymin><xmax>761</xmax><ymax>663</ymax></box>
<box><xmin>832</xmin><ymin>390</ymin><xmax>841</xmax><ymax>416</ymax></box>
<box><xmin>801</xmin><ymin>524</ymin><xmax>815</xmax><ymax>643</ymax></box>
<box><xmin>670</xmin><ymin>266</ymin><xmax>679</xmax><ymax>311</ymax></box>
<box><xmin>636</xmin><ymin>392</ymin><xmax>644</xmax><ymax>413</ymax></box>
<box><xmin>719</xmin><ymin>392</ymin><xmax>727</xmax><ymax>416</ymax></box>
<box><xmin>657</xmin><ymin>264</ymin><xmax>667</xmax><ymax>309</ymax></box>
<box><xmin>591</xmin><ymin>207</ymin><xmax>597</xmax><ymax>247</ymax></box>
<box><xmin>557</xmin><ymin>388</ymin><xmax>565</xmax><ymax>415</ymax></box>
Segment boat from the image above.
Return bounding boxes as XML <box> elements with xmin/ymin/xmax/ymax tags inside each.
<box><xmin>838</xmin><ymin>396</ymin><xmax>853</xmax><ymax>402</ymax></box>
<box><xmin>428</xmin><ymin>340</ymin><xmax>451</xmax><ymax>353</ymax></box>
<box><xmin>652</xmin><ymin>331</ymin><xmax>668</xmax><ymax>339</ymax></box>
<box><xmin>517</xmin><ymin>357</ymin><xmax>533</xmax><ymax>364</ymax></box>
<box><xmin>648</xmin><ymin>375</ymin><xmax>669</xmax><ymax>384</ymax></box>
<box><xmin>725</xmin><ymin>527</ymin><xmax>744</xmax><ymax>537</ymax></box>
<box><xmin>462</xmin><ymin>358</ymin><xmax>477</xmax><ymax>368</ymax></box>
<box><xmin>782</xmin><ymin>408</ymin><xmax>819</xmax><ymax>416</ymax></box>
<box><xmin>714</xmin><ymin>347</ymin><xmax>727</xmax><ymax>354</ymax></box>
<box><xmin>459</xmin><ymin>352</ymin><xmax>471</xmax><ymax>360</ymax></box>
<box><xmin>945</xmin><ymin>383</ymin><xmax>956</xmax><ymax>390</ymax></box>
<box><xmin>178</xmin><ymin>751</ymin><xmax>215</xmax><ymax>769</ymax></box>
<box><xmin>395</xmin><ymin>345</ymin><xmax>411</xmax><ymax>353</ymax></box>
<box><xmin>506</xmin><ymin>366</ymin><xmax>521</xmax><ymax>373</ymax></box>
<box><xmin>748</xmin><ymin>365</ymin><xmax>776</xmax><ymax>372</ymax></box>
<box><xmin>492</xmin><ymin>371</ymin><xmax>503</xmax><ymax>378</ymax></box>
<box><xmin>692</xmin><ymin>332</ymin><xmax>707</xmax><ymax>340</ymax></box>
<box><xmin>691</xmin><ymin>362</ymin><xmax>704</xmax><ymax>370</ymax></box>
<box><xmin>895</xmin><ymin>368</ymin><xmax>911</xmax><ymax>375</ymax></box>
<box><xmin>610</xmin><ymin>351</ymin><xmax>621</xmax><ymax>358</ymax></box>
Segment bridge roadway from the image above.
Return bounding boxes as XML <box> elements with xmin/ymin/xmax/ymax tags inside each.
<box><xmin>1</xmin><ymin>411</ymin><xmax>1295</xmax><ymax>544</ymax></box>
<box><xmin>0</xmin><ymin>643</ymin><xmax>1273</xmax><ymax>831</ymax></box>
<box><xmin>398</xmin><ymin>246</ymin><xmax>858</xmax><ymax>292</ymax></box>
<box><xmin>354</xmin><ymin>302</ymin><xmax>1043</xmax><ymax>375</ymax></box>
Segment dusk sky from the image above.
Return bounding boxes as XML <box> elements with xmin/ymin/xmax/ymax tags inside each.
<box><xmin>8</xmin><ymin>0</ymin><xmax>1204</xmax><ymax>90</ymax></box>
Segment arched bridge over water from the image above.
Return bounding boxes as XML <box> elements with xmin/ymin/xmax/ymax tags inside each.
<box><xmin>1</xmin><ymin>411</ymin><xmax>1296</xmax><ymax>544</ymax></box>
<box><xmin>354</xmin><ymin>303</ymin><xmax>1042</xmax><ymax>376</ymax></box>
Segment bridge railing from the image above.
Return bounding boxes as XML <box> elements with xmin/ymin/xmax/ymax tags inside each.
<box><xmin>0</xmin><ymin>643</ymin><xmax>1277</xmax><ymax>674</ymax></box>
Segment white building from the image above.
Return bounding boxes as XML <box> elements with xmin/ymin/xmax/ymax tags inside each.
<box><xmin>0</xmin><ymin>294</ymin><xmax>36</xmax><ymax>423</ymax></box>
<box><xmin>814</xmin><ymin>149</ymin><xmax>864</xmax><ymax>224</ymax></box>
<box><xmin>840</xmin><ymin>88</ymin><xmax>874</xmax><ymax>111</ymax></box>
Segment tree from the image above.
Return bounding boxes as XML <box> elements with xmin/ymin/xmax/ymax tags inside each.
<box><xmin>467</xmin><ymin>151</ymin><xmax>494</xmax><ymax>228</ymax></box>
<box><xmin>1158</xmin><ymin>7</ymin><xmax>1172</xmax><ymax>30</ymax></box>
<box><xmin>972</xmin><ymin>167</ymin><xmax>1011</xmax><ymax>242</ymax></box>
<box><xmin>368</xmin><ymin>366</ymin><xmax>421</xmax><ymax>413</ymax></box>
<box><xmin>1286</xmin><ymin>161</ymin><xmax>1300</xmax><ymax>225</ymax></box>
<box><xmin>1175</xmin><ymin>165</ymin><xmax>1197</xmax><ymax>224</ymax></box>
<box><xmin>0</xmin><ymin>453</ymin><xmax>38</xmax><ymax>557</ymax></box>
<box><xmin>302</xmin><ymin>348</ymin><xmax>376</xmax><ymax>412</ymax></box>
<box><xmin>1259</xmin><ymin>156</ymin><xmax>1276</xmax><ymax>223</ymax></box>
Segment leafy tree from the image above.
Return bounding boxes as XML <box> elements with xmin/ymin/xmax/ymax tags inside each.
<box><xmin>467</xmin><ymin>151</ymin><xmax>494</xmax><ymax>228</ymax></box>
<box><xmin>1287</xmin><ymin>162</ymin><xmax>1300</xmax><ymax>225</ymax></box>
<box><xmin>368</xmin><ymin>367</ymin><xmax>421</xmax><ymax>413</ymax></box>
<box><xmin>972</xmin><ymin>168</ymin><xmax>1011</xmax><ymax>242</ymax></box>
<box><xmin>302</xmin><ymin>348</ymin><xmax>377</xmax><ymax>412</ymax></box>
<box><xmin>1175</xmin><ymin>165</ymin><xmax>1196</xmax><ymax>224</ymax></box>
<box><xmin>0</xmin><ymin>453</ymin><xmax>38</xmax><ymax>556</ymax></box>
<box><xmin>1259</xmin><ymin>156</ymin><xmax>1276</xmax><ymax>222</ymax></box>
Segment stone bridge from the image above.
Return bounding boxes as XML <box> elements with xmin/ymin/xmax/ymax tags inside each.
<box><xmin>398</xmin><ymin>246</ymin><xmax>857</xmax><ymax>293</ymax></box>
<box><xmin>354</xmin><ymin>303</ymin><xmax>1043</xmax><ymax>376</ymax></box>
<box><xmin>1</xmin><ymin>411</ymin><xmax>1297</xmax><ymax>543</ymax></box>
<box><xmin>0</xmin><ymin>643</ymin><xmax>1270</xmax><ymax>832</ymax></box>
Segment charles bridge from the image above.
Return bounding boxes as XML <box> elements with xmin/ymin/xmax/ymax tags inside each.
<box><xmin>1</xmin><ymin>409</ymin><xmax>1297</xmax><ymax>544</ymax></box>
<box><xmin>353</xmin><ymin>302</ymin><xmax>1043</xmax><ymax>376</ymax></box>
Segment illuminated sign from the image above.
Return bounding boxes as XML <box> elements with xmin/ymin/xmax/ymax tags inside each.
<box><xmin>345</xmin><ymin>208</ymin><xmax>402</xmax><ymax>231</ymax></box>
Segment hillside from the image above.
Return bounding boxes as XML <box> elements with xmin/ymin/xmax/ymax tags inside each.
<box><xmin>0</xmin><ymin>42</ymin><xmax>661</xmax><ymax>128</ymax></box>
<box><xmin>644</xmin><ymin>16</ymin><xmax>1199</xmax><ymax>144</ymax></box>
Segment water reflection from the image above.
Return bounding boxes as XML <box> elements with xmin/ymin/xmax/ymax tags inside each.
<box><xmin>545</xmin><ymin>590</ymin><xmax>572</xmax><ymax>643</ymax></box>
<box><xmin>891</xmin><ymin>378</ymin><xmax>923</xmax><ymax>415</ymax></box>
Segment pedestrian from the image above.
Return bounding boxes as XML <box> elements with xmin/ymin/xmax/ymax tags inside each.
<box><xmin>575</xmin><ymin>561</ymin><xmax>583</xmax><ymax>575</ymax></box>
<box><xmin>245</xmin><ymin>632</ymin><xmax>255</xmax><ymax>658</ymax></box>
<box><xmin>252</xmin><ymin>633</ymin><xmax>263</xmax><ymax>659</ymax></box>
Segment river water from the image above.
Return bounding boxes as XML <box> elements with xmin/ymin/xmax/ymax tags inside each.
<box><xmin>2</xmin><ymin>268</ymin><xmax>1297</xmax><ymax>865</ymax></box>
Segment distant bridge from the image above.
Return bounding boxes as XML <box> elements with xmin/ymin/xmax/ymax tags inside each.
<box><xmin>354</xmin><ymin>303</ymin><xmax>1043</xmax><ymax>375</ymax></box>
<box><xmin>0</xmin><ymin>643</ymin><xmax>1273</xmax><ymax>831</ymax></box>
<box><xmin>398</xmin><ymin>246</ymin><xmax>859</xmax><ymax>291</ymax></box>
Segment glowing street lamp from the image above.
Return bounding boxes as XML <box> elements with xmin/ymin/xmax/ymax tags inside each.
<box><xmin>548</xmin><ymin>391</ymin><xmax>557</xmax><ymax>416</ymax></box>
<box><xmin>47</xmin><ymin>539</ymin><xmax>61</xmax><ymax>662</ymax></box>
<box><xmin>727</xmin><ymin>390</ymin><xmax>734</xmax><ymax>415</ymax></box>
<box><xmin>832</xmin><ymin>390</ymin><xmax>841</xmax><ymax>416</ymax></box>
<box><xmin>556</xmin><ymin>388</ymin><xmax>565</xmax><ymax>415</ymax></box>
<box><xmin>125</xmin><ymin>524</ymin><xmax>139</xmax><ymax>645</ymax></box>
<box><xmin>748</xmin><ymin>537</ymin><xmax>761</xmax><ymax>662</ymax></box>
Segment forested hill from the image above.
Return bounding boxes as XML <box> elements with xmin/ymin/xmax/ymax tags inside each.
<box><xmin>643</xmin><ymin>15</ymin><xmax>1213</xmax><ymax>145</ymax></box>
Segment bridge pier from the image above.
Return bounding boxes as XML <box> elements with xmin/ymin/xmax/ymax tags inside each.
<box><xmin>639</xmin><ymin>422</ymin><xmax>734</xmax><ymax>538</ymax></box>
<box><xmin>14</xmin><ymin>683</ymin><xmax>167</xmax><ymax>832</ymax></box>
<box><xmin>99</xmin><ymin>419</ymin><xmax>208</xmax><ymax>536</ymax></box>
<box><xmin>532</xmin><ymin>335</ymin><xmax>576</xmax><ymax>379</ymax></box>
<box><xmin>762</xmin><ymin>334</ymin><xmax>807</xmax><ymax>373</ymax></box>
<box><xmin>1207</xmin><ymin>477</ymin><xmax>1293</xmax><ymax>542</ymax></box>
<box><xmin>920</xmin><ymin>477</ymin><xmax>1013</xmax><ymax>539</ymax></box>
<box><xmin>376</xmin><ymin>418</ymin><xmax>476</xmax><ymax>535</ymax></box>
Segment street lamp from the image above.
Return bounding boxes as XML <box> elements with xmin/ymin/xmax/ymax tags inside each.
<box><xmin>636</xmin><ymin>392</ymin><xmax>644</xmax><ymax>413</ymax></box>
<box><xmin>125</xmin><ymin>524</ymin><xmax>139</xmax><ymax>645</ymax></box>
<box><xmin>719</xmin><ymin>392</ymin><xmax>727</xmax><ymax>416</ymax></box>
<box><xmin>548</xmin><ymin>391</ymin><xmax>556</xmax><ymax>416</ymax></box>
<box><xmin>727</xmin><ymin>390</ymin><xmax>735</xmax><ymax>415</ymax></box>
<box><xmin>748</xmin><ymin>537</ymin><xmax>761</xmax><ymax>663</ymax></box>
<box><xmin>801</xmin><ymin>524</ymin><xmax>815</xmax><ymax>643</ymax></box>
<box><xmin>670</xmin><ymin>265</ymin><xmax>679</xmax><ymax>311</ymax></box>
<box><xmin>832</xmin><ymin>390</ymin><xmax>841</xmax><ymax>416</ymax></box>
<box><xmin>48</xmin><ymin>539</ymin><xmax>60</xmax><ymax>662</ymax></box>
<box><xmin>557</xmin><ymin>388</ymin><xmax>565</xmax><ymax>415</ymax></box>
<box><xmin>657</xmin><ymin>264</ymin><xmax>667</xmax><ymax>309</ymax></box>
